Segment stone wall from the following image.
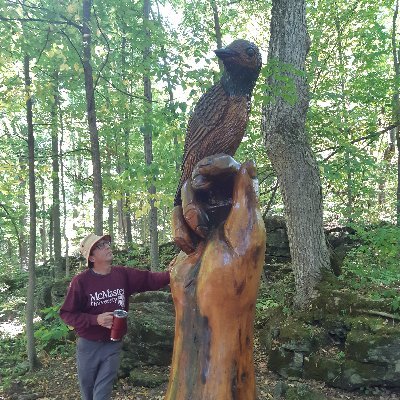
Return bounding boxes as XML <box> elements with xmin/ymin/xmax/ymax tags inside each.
<box><xmin>259</xmin><ymin>276</ymin><xmax>400</xmax><ymax>390</ymax></box>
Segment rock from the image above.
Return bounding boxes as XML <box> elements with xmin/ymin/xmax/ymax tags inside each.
<box><xmin>268</xmin><ymin>348</ymin><xmax>303</xmax><ymax>378</ymax></box>
<box><xmin>120</xmin><ymin>291</ymin><xmax>175</xmax><ymax>376</ymax></box>
<box><xmin>337</xmin><ymin>360</ymin><xmax>387</xmax><ymax>390</ymax></box>
<box><xmin>278</xmin><ymin>322</ymin><xmax>329</xmax><ymax>353</ymax></box>
<box><xmin>346</xmin><ymin>330</ymin><xmax>400</xmax><ymax>364</ymax></box>
<box><xmin>273</xmin><ymin>381</ymin><xmax>288</xmax><ymax>398</ymax></box>
<box><xmin>261</xmin><ymin>283</ymin><xmax>400</xmax><ymax>391</ymax></box>
<box><xmin>285</xmin><ymin>383</ymin><xmax>327</xmax><ymax>400</ymax></box>
<box><xmin>130</xmin><ymin>290</ymin><xmax>172</xmax><ymax>304</ymax></box>
<box><xmin>304</xmin><ymin>355</ymin><xmax>342</xmax><ymax>385</ymax></box>
<box><xmin>325</xmin><ymin>226</ymin><xmax>357</xmax><ymax>275</ymax></box>
<box><xmin>129</xmin><ymin>368</ymin><xmax>168</xmax><ymax>388</ymax></box>
<box><xmin>264</xmin><ymin>216</ymin><xmax>291</xmax><ymax>263</ymax></box>
<box><xmin>35</xmin><ymin>282</ymin><xmax>53</xmax><ymax>314</ymax></box>
<box><xmin>51</xmin><ymin>279</ymin><xmax>70</xmax><ymax>305</ymax></box>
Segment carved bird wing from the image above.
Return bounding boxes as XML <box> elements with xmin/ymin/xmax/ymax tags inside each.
<box><xmin>181</xmin><ymin>83</ymin><xmax>229</xmax><ymax>170</ymax></box>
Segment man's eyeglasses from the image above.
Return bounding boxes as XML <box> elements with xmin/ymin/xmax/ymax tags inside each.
<box><xmin>94</xmin><ymin>241</ymin><xmax>111</xmax><ymax>250</ymax></box>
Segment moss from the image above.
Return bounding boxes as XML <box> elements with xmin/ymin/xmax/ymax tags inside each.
<box><xmin>286</xmin><ymin>383</ymin><xmax>327</xmax><ymax>400</ymax></box>
<box><xmin>278</xmin><ymin>322</ymin><xmax>328</xmax><ymax>353</ymax></box>
<box><xmin>337</xmin><ymin>360</ymin><xmax>387</xmax><ymax>390</ymax></box>
<box><xmin>346</xmin><ymin>330</ymin><xmax>400</xmax><ymax>364</ymax></box>
<box><xmin>268</xmin><ymin>348</ymin><xmax>303</xmax><ymax>378</ymax></box>
<box><xmin>304</xmin><ymin>355</ymin><xmax>342</xmax><ymax>384</ymax></box>
<box><xmin>129</xmin><ymin>368</ymin><xmax>168</xmax><ymax>388</ymax></box>
<box><xmin>345</xmin><ymin>315</ymin><xmax>400</xmax><ymax>333</ymax></box>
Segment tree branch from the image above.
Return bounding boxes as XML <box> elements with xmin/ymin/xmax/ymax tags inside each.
<box><xmin>93</xmin><ymin>5</ymin><xmax>110</xmax><ymax>92</ymax></box>
<box><xmin>320</xmin><ymin>124</ymin><xmax>397</xmax><ymax>162</ymax></box>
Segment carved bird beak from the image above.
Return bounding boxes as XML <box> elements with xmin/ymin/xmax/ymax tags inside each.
<box><xmin>214</xmin><ymin>47</ymin><xmax>238</xmax><ymax>60</ymax></box>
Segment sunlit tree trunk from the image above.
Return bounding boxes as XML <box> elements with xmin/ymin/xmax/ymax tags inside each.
<box><xmin>24</xmin><ymin>54</ymin><xmax>39</xmax><ymax>370</ymax></box>
<box><xmin>143</xmin><ymin>0</ymin><xmax>159</xmax><ymax>270</ymax></box>
<box><xmin>106</xmin><ymin>148</ymin><xmax>114</xmax><ymax>239</ymax></box>
<box><xmin>51</xmin><ymin>72</ymin><xmax>62</xmax><ymax>278</ymax></box>
<box><xmin>59</xmin><ymin>104</ymin><xmax>70</xmax><ymax>277</ymax></box>
<box><xmin>392</xmin><ymin>0</ymin><xmax>400</xmax><ymax>226</ymax></box>
<box><xmin>82</xmin><ymin>0</ymin><xmax>103</xmax><ymax>235</ymax></box>
<box><xmin>262</xmin><ymin>0</ymin><xmax>331</xmax><ymax>308</ymax></box>
<box><xmin>334</xmin><ymin>13</ymin><xmax>353</xmax><ymax>223</ymax></box>
<box><xmin>39</xmin><ymin>177</ymin><xmax>47</xmax><ymax>262</ymax></box>
<box><xmin>154</xmin><ymin>4</ymin><xmax>180</xmax><ymax>174</ymax></box>
<box><xmin>210</xmin><ymin>0</ymin><xmax>223</xmax><ymax>72</ymax></box>
<box><xmin>121</xmin><ymin>33</ymin><xmax>133</xmax><ymax>246</ymax></box>
<box><xmin>18</xmin><ymin>156</ymin><xmax>28</xmax><ymax>270</ymax></box>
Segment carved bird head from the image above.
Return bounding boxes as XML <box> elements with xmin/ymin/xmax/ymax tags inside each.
<box><xmin>214</xmin><ymin>39</ymin><xmax>262</xmax><ymax>95</ymax></box>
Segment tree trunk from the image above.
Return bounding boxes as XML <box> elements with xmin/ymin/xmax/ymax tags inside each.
<box><xmin>58</xmin><ymin>87</ymin><xmax>70</xmax><ymax>277</ymax></box>
<box><xmin>210</xmin><ymin>0</ymin><xmax>223</xmax><ymax>72</ymax></box>
<box><xmin>51</xmin><ymin>72</ymin><xmax>62</xmax><ymax>278</ymax></box>
<box><xmin>108</xmin><ymin>202</ymin><xmax>114</xmax><ymax>239</ymax></box>
<box><xmin>121</xmin><ymin>34</ymin><xmax>133</xmax><ymax>246</ymax></box>
<box><xmin>397</xmin><ymin>128</ymin><xmax>400</xmax><ymax>225</ymax></box>
<box><xmin>262</xmin><ymin>0</ymin><xmax>330</xmax><ymax>308</ymax></box>
<box><xmin>143</xmin><ymin>0</ymin><xmax>159</xmax><ymax>270</ymax></box>
<box><xmin>154</xmin><ymin>2</ymin><xmax>180</xmax><ymax>173</ymax></box>
<box><xmin>392</xmin><ymin>0</ymin><xmax>400</xmax><ymax>226</ymax></box>
<box><xmin>334</xmin><ymin>14</ymin><xmax>353</xmax><ymax>223</ymax></box>
<box><xmin>24</xmin><ymin>54</ymin><xmax>39</xmax><ymax>370</ymax></box>
<box><xmin>18</xmin><ymin>156</ymin><xmax>28</xmax><ymax>270</ymax></box>
<box><xmin>117</xmin><ymin>197</ymin><xmax>125</xmax><ymax>243</ymax></box>
<box><xmin>165</xmin><ymin>161</ymin><xmax>266</xmax><ymax>400</ymax></box>
<box><xmin>82</xmin><ymin>0</ymin><xmax>103</xmax><ymax>235</ymax></box>
<box><xmin>40</xmin><ymin>177</ymin><xmax>46</xmax><ymax>262</ymax></box>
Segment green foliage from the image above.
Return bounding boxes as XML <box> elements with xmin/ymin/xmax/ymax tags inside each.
<box><xmin>342</xmin><ymin>225</ymin><xmax>400</xmax><ymax>283</ymax></box>
<box><xmin>0</xmin><ymin>334</ymin><xmax>28</xmax><ymax>391</ymax></box>
<box><xmin>255</xmin><ymin>270</ymin><xmax>296</xmax><ymax>328</ymax></box>
<box><xmin>0</xmin><ymin>268</ymin><xmax>27</xmax><ymax>296</ymax></box>
<box><xmin>34</xmin><ymin>305</ymin><xmax>72</xmax><ymax>354</ymax></box>
<box><xmin>112</xmin><ymin>242</ymin><xmax>178</xmax><ymax>271</ymax></box>
<box><xmin>340</xmin><ymin>225</ymin><xmax>400</xmax><ymax>313</ymax></box>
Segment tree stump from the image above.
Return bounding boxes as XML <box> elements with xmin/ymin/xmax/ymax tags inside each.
<box><xmin>166</xmin><ymin>158</ymin><xmax>266</xmax><ymax>400</ymax></box>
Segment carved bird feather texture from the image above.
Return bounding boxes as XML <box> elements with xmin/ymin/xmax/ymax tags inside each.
<box><xmin>174</xmin><ymin>39</ymin><xmax>262</xmax><ymax>207</ymax></box>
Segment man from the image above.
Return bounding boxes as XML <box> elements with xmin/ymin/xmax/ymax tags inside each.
<box><xmin>60</xmin><ymin>233</ymin><xmax>170</xmax><ymax>400</ymax></box>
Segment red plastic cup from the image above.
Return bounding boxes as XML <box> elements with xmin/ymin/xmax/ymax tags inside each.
<box><xmin>110</xmin><ymin>309</ymin><xmax>128</xmax><ymax>341</ymax></box>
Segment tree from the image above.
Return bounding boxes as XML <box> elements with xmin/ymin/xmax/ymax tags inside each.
<box><xmin>82</xmin><ymin>0</ymin><xmax>104</xmax><ymax>235</ymax></box>
<box><xmin>51</xmin><ymin>71</ymin><xmax>63</xmax><ymax>278</ymax></box>
<box><xmin>392</xmin><ymin>0</ymin><xmax>400</xmax><ymax>226</ymax></box>
<box><xmin>24</xmin><ymin>54</ymin><xmax>39</xmax><ymax>370</ymax></box>
<box><xmin>262</xmin><ymin>0</ymin><xmax>331</xmax><ymax>307</ymax></box>
<box><xmin>142</xmin><ymin>0</ymin><xmax>159</xmax><ymax>270</ymax></box>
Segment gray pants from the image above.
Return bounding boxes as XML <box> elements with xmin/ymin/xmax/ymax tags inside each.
<box><xmin>76</xmin><ymin>337</ymin><xmax>123</xmax><ymax>400</ymax></box>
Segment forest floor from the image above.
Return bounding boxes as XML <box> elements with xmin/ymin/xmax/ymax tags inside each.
<box><xmin>1</xmin><ymin>338</ymin><xmax>399</xmax><ymax>400</ymax></box>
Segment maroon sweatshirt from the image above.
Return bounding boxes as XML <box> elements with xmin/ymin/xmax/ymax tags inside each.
<box><xmin>60</xmin><ymin>266</ymin><xmax>170</xmax><ymax>341</ymax></box>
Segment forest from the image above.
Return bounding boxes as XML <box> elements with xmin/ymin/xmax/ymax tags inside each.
<box><xmin>0</xmin><ymin>0</ymin><xmax>399</xmax><ymax>399</ymax></box>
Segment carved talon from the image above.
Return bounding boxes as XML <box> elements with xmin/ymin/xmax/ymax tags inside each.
<box><xmin>191</xmin><ymin>174</ymin><xmax>211</xmax><ymax>190</ymax></box>
<box><xmin>183</xmin><ymin>207</ymin><xmax>209</xmax><ymax>238</ymax></box>
<box><xmin>172</xmin><ymin>205</ymin><xmax>196</xmax><ymax>254</ymax></box>
<box><xmin>182</xmin><ymin>181</ymin><xmax>210</xmax><ymax>238</ymax></box>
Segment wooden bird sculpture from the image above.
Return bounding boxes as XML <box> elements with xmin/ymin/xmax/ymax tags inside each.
<box><xmin>173</xmin><ymin>39</ymin><xmax>262</xmax><ymax>253</ymax></box>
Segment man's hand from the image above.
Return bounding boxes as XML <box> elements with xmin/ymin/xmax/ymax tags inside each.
<box><xmin>97</xmin><ymin>312</ymin><xmax>114</xmax><ymax>329</ymax></box>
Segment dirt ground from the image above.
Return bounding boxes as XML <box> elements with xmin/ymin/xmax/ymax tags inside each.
<box><xmin>1</xmin><ymin>341</ymin><xmax>399</xmax><ymax>400</ymax></box>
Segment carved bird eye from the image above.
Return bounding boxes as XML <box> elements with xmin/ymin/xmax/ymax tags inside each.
<box><xmin>246</xmin><ymin>47</ymin><xmax>255</xmax><ymax>57</ymax></box>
